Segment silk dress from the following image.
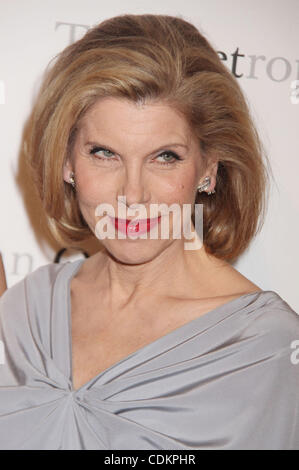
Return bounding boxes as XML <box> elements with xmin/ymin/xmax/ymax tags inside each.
<box><xmin>0</xmin><ymin>259</ymin><xmax>298</xmax><ymax>449</ymax></box>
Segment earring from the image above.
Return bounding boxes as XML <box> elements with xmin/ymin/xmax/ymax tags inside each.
<box><xmin>197</xmin><ymin>176</ymin><xmax>216</xmax><ymax>194</ymax></box>
<box><xmin>69</xmin><ymin>171</ymin><xmax>76</xmax><ymax>189</ymax></box>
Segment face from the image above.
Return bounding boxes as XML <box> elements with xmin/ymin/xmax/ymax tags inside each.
<box><xmin>63</xmin><ymin>97</ymin><xmax>217</xmax><ymax>264</ymax></box>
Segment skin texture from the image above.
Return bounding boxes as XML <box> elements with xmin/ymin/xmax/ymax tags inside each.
<box><xmin>63</xmin><ymin>97</ymin><xmax>261</xmax><ymax>390</ymax></box>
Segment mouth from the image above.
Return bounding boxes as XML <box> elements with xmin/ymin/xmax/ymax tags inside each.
<box><xmin>108</xmin><ymin>215</ymin><xmax>162</xmax><ymax>235</ymax></box>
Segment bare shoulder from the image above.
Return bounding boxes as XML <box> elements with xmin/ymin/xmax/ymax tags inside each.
<box><xmin>201</xmin><ymin>256</ymin><xmax>263</xmax><ymax>301</ymax></box>
<box><xmin>222</xmin><ymin>263</ymin><xmax>263</xmax><ymax>295</ymax></box>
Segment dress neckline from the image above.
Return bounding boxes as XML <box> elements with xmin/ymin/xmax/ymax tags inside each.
<box><xmin>63</xmin><ymin>258</ymin><xmax>278</xmax><ymax>394</ymax></box>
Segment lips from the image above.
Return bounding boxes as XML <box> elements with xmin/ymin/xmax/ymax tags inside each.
<box><xmin>108</xmin><ymin>215</ymin><xmax>161</xmax><ymax>235</ymax></box>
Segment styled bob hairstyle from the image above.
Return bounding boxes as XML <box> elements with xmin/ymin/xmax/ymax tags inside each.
<box><xmin>25</xmin><ymin>13</ymin><xmax>271</xmax><ymax>262</ymax></box>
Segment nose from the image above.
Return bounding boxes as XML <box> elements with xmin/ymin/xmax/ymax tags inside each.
<box><xmin>117</xmin><ymin>164</ymin><xmax>150</xmax><ymax>209</ymax></box>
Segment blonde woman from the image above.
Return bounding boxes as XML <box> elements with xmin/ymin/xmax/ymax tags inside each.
<box><xmin>0</xmin><ymin>14</ymin><xmax>298</xmax><ymax>450</ymax></box>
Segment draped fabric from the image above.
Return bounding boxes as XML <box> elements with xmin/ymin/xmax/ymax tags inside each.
<box><xmin>0</xmin><ymin>259</ymin><xmax>298</xmax><ymax>450</ymax></box>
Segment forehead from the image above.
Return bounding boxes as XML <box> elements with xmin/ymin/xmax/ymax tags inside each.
<box><xmin>77</xmin><ymin>97</ymin><xmax>194</xmax><ymax>141</ymax></box>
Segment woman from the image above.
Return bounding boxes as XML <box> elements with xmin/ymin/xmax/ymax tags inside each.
<box><xmin>0</xmin><ymin>13</ymin><xmax>298</xmax><ymax>450</ymax></box>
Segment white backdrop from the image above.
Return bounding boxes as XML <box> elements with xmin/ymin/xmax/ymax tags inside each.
<box><xmin>0</xmin><ymin>0</ymin><xmax>298</xmax><ymax>311</ymax></box>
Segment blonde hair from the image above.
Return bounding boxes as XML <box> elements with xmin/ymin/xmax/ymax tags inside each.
<box><xmin>25</xmin><ymin>13</ymin><xmax>271</xmax><ymax>262</ymax></box>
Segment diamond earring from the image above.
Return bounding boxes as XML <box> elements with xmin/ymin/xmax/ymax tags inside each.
<box><xmin>69</xmin><ymin>171</ymin><xmax>76</xmax><ymax>189</ymax></box>
<box><xmin>197</xmin><ymin>176</ymin><xmax>216</xmax><ymax>195</ymax></box>
<box><xmin>197</xmin><ymin>176</ymin><xmax>210</xmax><ymax>193</ymax></box>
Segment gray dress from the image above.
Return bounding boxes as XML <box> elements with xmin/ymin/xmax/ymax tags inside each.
<box><xmin>0</xmin><ymin>259</ymin><xmax>298</xmax><ymax>450</ymax></box>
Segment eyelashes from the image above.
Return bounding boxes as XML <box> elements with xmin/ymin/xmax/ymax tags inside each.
<box><xmin>89</xmin><ymin>146</ymin><xmax>183</xmax><ymax>166</ymax></box>
<box><xmin>90</xmin><ymin>147</ymin><xmax>114</xmax><ymax>159</ymax></box>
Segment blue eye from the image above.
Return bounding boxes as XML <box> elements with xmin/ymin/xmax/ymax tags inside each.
<box><xmin>156</xmin><ymin>151</ymin><xmax>182</xmax><ymax>165</ymax></box>
<box><xmin>90</xmin><ymin>147</ymin><xmax>114</xmax><ymax>158</ymax></box>
<box><xmin>89</xmin><ymin>146</ymin><xmax>183</xmax><ymax>166</ymax></box>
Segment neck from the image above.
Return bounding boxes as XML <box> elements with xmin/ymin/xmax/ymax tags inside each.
<box><xmin>83</xmin><ymin>236</ymin><xmax>227</xmax><ymax>312</ymax></box>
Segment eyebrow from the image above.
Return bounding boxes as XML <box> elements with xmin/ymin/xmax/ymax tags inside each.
<box><xmin>84</xmin><ymin>141</ymin><xmax>189</xmax><ymax>155</ymax></box>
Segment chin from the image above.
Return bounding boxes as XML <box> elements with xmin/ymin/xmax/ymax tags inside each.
<box><xmin>103</xmin><ymin>238</ymin><xmax>168</xmax><ymax>266</ymax></box>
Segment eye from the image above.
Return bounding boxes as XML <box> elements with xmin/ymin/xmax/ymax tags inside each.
<box><xmin>155</xmin><ymin>151</ymin><xmax>183</xmax><ymax>166</ymax></box>
<box><xmin>89</xmin><ymin>146</ymin><xmax>183</xmax><ymax>166</ymax></box>
<box><xmin>89</xmin><ymin>146</ymin><xmax>115</xmax><ymax>159</ymax></box>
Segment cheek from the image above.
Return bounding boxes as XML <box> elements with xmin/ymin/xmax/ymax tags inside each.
<box><xmin>162</xmin><ymin>174</ymin><xmax>197</xmax><ymax>205</ymax></box>
<box><xmin>74</xmin><ymin>165</ymin><xmax>113</xmax><ymax>207</ymax></box>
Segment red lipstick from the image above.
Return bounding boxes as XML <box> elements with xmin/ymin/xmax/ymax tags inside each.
<box><xmin>108</xmin><ymin>215</ymin><xmax>161</xmax><ymax>235</ymax></box>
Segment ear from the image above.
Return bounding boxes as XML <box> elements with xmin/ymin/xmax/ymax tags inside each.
<box><xmin>63</xmin><ymin>158</ymin><xmax>73</xmax><ymax>184</ymax></box>
<box><xmin>207</xmin><ymin>156</ymin><xmax>218</xmax><ymax>185</ymax></box>
<box><xmin>209</xmin><ymin>159</ymin><xmax>218</xmax><ymax>180</ymax></box>
<box><xmin>197</xmin><ymin>159</ymin><xmax>218</xmax><ymax>193</ymax></box>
